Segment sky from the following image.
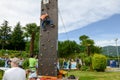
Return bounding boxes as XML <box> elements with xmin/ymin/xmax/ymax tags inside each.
<box><xmin>0</xmin><ymin>0</ymin><xmax>120</xmax><ymax>47</ymax></box>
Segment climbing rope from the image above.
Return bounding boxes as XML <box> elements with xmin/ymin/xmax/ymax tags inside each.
<box><xmin>58</xmin><ymin>8</ymin><xmax>69</xmax><ymax>41</ymax></box>
<box><xmin>58</xmin><ymin>8</ymin><xmax>72</xmax><ymax>57</ymax></box>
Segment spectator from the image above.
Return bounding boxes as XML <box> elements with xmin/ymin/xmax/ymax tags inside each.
<box><xmin>57</xmin><ymin>59</ymin><xmax>60</xmax><ymax>69</ymax></box>
<box><xmin>27</xmin><ymin>54</ymin><xmax>38</xmax><ymax>80</ymax></box>
<box><xmin>29</xmin><ymin>54</ymin><xmax>37</xmax><ymax>72</ymax></box>
<box><xmin>28</xmin><ymin>72</ymin><xmax>37</xmax><ymax>80</ymax></box>
<box><xmin>2</xmin><ymin>57</ymin><xmax>26</xmax><ymax>80</ymax></box>
<box><xmin>5</xmin><ymin>57</ymin><xmax>11</xmax><ymax>68</ymax></box>
<box><xmin>63</xmin><ymin>59</ymin><xmax>67</xmax><ymax>69</ymax></box>
<box><xmin>19</xmin><ymin>58</ymin><xmax>24</xmax><ymax>68</ymax></box>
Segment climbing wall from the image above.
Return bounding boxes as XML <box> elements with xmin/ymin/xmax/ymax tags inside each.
<box><xmin>38</xmin><ymin>0</ymin><xmax>58</xmax><ymax>76</ymax></box>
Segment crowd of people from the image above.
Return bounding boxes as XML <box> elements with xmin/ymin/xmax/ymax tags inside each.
<box><xmin>0</xmin><ymin>54</ymin><xmax>38</xmax><ymax>80</ymax></box>
<box><xmin>62</xmin><ymin>58</ymin><xmax>82</xmax><ymax>70</ymax></box>
<box><xmin>0</xmin><ymin>56</ymin><xmax>81</xmax><ymax>80</ymax></box>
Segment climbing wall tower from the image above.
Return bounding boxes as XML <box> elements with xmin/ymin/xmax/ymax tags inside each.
<box><xmin>38</xmin><ymin>0</ymin><xmax>58</xmax><ymax>76</ymax></box>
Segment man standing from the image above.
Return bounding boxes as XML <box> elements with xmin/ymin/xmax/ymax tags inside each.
<box><xmin>2</xmin><ymin>57</ymin><xmax>26</xmax><ymax>80</ymax></box>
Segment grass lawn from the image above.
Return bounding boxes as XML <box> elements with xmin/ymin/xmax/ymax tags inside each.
<box><xmin>67</xmin><ymin>70</ymin><xmax>120</xmax><ymax>80</ymax></box>
<box><xmin>0</xmin><ymin>70</ymin><xmax>4</xmax><ymax>80</ymax></box>
<box><xmin>0</xmin><ymin>70</ymin><xmax>120</xmax><ymax>80</ymax></box>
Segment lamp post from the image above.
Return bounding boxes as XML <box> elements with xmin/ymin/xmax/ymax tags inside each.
<box><xmin>115</xmin><ymin>38</ymin><xmax>119</xmax><ymax>68</ymax></box>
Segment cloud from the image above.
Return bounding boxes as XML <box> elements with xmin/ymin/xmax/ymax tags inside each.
<box><xmin>1</xmin><ymin>0</ymin><xmax>120</xmax><ymax>47</ymax></box>
<box><xmin>58</xmin><ymin>0</ymin><xmax>120</xmax><ymax>33</ymax></box>
<box><xmin>91</xmin><ymin>33</ymin><xmax>120</xmax><ymax>46</ymax></box>
<box><xmin>0</xmin><ymin>0</ymin><xmax>40</xmax><ymax>27</ymax></box>
<box><xmin>95</xmin><ymin>39</ymin><xmax>120</xmax><ymax>47</ymax></box>
<box><xmin>0</xmin><ymin>0</ymin><xmax>120</xmax><ymax>34</ymax></box>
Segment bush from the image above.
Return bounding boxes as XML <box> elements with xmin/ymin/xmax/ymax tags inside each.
<box><xmin>0</xmin><ymin>60</ymin><xmax>5</xmax><ymax>67</ymax></box>
<box><xmin>77</xmin><ymin>64</ymin><xmax>81</xmax><ymax>70</ymax></box>
<box><xmin>81</xmin><ymin>65</ymin><xmax>90</xmax><ymax>71</ymax></box>
<box><xmin>22</xmin><ymin>59</ymin><xmax>29</xmax><ymax>69</ymax></box>
<box><xmin>84</xmin><ymin>56</ymin><xmax>91</xmax><ymax>66</ymax></box>
<box><xmin>59</xmin><ymin>58</ymin><xmax>64</xmax><ymax>69</ymax></box>
<box><xmin>92</xmin><ymin>54</ymin><xmax>107</xmax><ymax>72</ymax></box>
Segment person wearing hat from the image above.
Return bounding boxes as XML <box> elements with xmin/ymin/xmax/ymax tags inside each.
<box><xmin>2</xmin><ymin>57</ymin><xmax>26</xmax><ymax>80</ymax></box>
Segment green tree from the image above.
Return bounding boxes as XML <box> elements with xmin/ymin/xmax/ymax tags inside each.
<box><xmin>79</xmin><ymin>35</ymin><xmax>94</xmax><ymax>56</ymax></box>
<box><xmin>79</xmin><ymin>35</ymin><xmax>89</xmax><ymax>41</ymax></box>
<box><xmin>58</xmin><ymin>40</ymin><xmax>80</xmax><ymax>58</ymax></box>
<box><xmin>0</xmin><ymin>20</ymin><xmax>11</xmax><ymax>49</ymax></box>
<box><xmin>79</xmin><ymin>35</ymin><xmax>102</xmax><ymax>71</ymax></box>
<box><xmin>23</xmin><ymin>23</ymin><xmax>39</xmax><ymax>55</ymax></box>
<box><xmin>10</xmin><ymin>22</ymin><xmax>25</xmax><ymax>50</ymax></box>
<box><xmin>91</xmin><ymin>46</ymin><xmax>102</xmax><ymax>53</ymax></box>
<box><xmin>34</xmin><ymin>30</ymin><xmax>40</xmax><ymax>54</ymax></box>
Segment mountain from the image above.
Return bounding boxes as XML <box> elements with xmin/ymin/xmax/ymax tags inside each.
<box><xmin>102</xmin><ymin>46</ymin><xmax>120</xmax><ymax>57</ymax></box>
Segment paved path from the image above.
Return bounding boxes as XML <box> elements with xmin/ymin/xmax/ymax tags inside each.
<box><xmin>106</xmin><ymin>66</ymin><xmax>120</xmax><ymax>72</ymax></box>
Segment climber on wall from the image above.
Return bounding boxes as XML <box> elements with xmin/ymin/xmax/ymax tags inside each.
<box><xmin>40</xmin><ymin>13</ymin><xmax>55</xmax><ymax>31</ymax></box>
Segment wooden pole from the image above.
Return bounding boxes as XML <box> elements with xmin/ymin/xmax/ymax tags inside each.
<box><xmin>38</xmin><ymin>0</ymin><xmax>58</xmax><ymax>76</ymax></box>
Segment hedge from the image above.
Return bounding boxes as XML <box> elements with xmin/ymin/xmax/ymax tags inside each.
<box><xmin>92</xmin><ymin>54</ymin><xmax>107</xmax><ymax>71</ymax></box>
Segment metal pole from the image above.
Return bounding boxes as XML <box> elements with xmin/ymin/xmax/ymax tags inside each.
<box><xmin>107</xmin><ymin>47</ymin><xmax>109</xmax><ymax>57</ymax></box>
<box><xmin>115</xmin><ymin>38</ymin><xmax>119</xmax><ymax>68</ymax></box>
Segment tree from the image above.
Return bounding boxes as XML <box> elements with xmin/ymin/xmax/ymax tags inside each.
<box><xmin>79</xmin><ymin>35</ymin><xmax>89</xmax><ymax>41</ymax></box>
<box><xmin>23</xmin><ymin>23</ymin><xmax>39</xmax><ymax>55</ymax></box>
<box><xmin>91</xmin><ymin>46</ymin><xmax>102</xmax><ymax>54</ymax></box>
<box><xmin>79</xmin><ymin>35</ymin><xmax>94</xmax><ymax>56</ymax></box>
<box><xmin>34</xmin><ymin>30</ymin><xmax>40</xmax><ymax>54</ymax></box>
<box><xmin>0</xmin><ymin>20</ymin><xmax>11</xmax><ymax>49</ymax></box>
<box><xmin>79</xmin><ymin>35</ymin><xmax>102</xmax><ymax>71</ymax></box>
<box><xmin>10</xmin><ymin>22</ymin><xmax>25</xmax><ymax>50</ymax></box>
<box><xmin>58</xmin><ymin>40</ymin><xmax>80</xmax><ymax>58</ymax></box>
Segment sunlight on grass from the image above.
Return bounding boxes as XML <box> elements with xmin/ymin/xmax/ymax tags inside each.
<box><xmin>0</xmin><ymin>70</ymin><xmax>3</xmax><ymax>80</ymax></box>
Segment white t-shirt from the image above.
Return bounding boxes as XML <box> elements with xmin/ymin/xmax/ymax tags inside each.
<box><xmin>2</xmin><ymin>67</ymin><xmax>26</xmax><ymax>80</ymax></box>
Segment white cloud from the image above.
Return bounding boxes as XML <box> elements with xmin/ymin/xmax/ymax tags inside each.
<box><xmin>0</xmin><ymin>0</ymin><xmax>120</xmax><ymax>32</ymax></box>
<box><xmin>58</xmin><ymin>0</ymin><xmax>120</xmax><ymax>33</ymax></box>
<box><xmin>95</xmin><ymin>39</ymin><xmax>120</xmax><ymax>47</ymax></box>
<box><xmin>0</xmin><ymin>0</ymin><xmax>40</xmax><ymax>27</ymax></box>
<box><xmin>91</xmin><ymin>33</ymin><xmax>120</xmax><ymax>46</ymax></box>
<box><xmin>0</xmin><ymin>0</ymin><xmax>120</xmax><ymax>47</ymax></box>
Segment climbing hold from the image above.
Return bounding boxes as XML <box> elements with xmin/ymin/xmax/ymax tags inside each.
<box><xmin>43</xmin><ymin>0</ymin><xmax>49</xmax><ymax>4</ymax></box>
<box><xmin>47</xmin><ymin>7</ymin><xmax>49</xmax><ymax>10</ymax></box>
<box><xmin>47</xmin><ymin>31</ymin><xmax>49</xmax><ymax>33</ymax></box>
<box><xmin>40</xmin><ymin>54</ymin><xmax>42</xmax><ymax>56</ymax></box>
<box><xmin>43</xmin><ymin>29</ymin><xmax>47</xmax><ymax>31</ymax></box>
<box><xmin>48</xmin><ymin>40</ymin><xmax>50</xmax><ymax>42</ymax></box>
<box><xmin>44</xmin><ymin>48</ymin><xmax>47</xmax><ymax>50</ymax></box>
<box><xmin>40</xmin><ymin>34</ymin><xmax>42</xmax><ymax>37</ymax></box>
<box><xmin>41</xmin><ymin>43</ymin><xmax>44</xmax><ymax>46</ymax></box>
<box><xmin>51</xmin><ymin>46</ymin><xmax>54</xmax><ymax>48</ymax></box>
<box><xmin>42</xmin><ymin>9</ymin><xmax>44</xmax><ymax>11</ymax></box>
<box><xmin>51</xmin><ymin>24</ymin><xmax>55</xmax><ymax>28</ymax></box>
